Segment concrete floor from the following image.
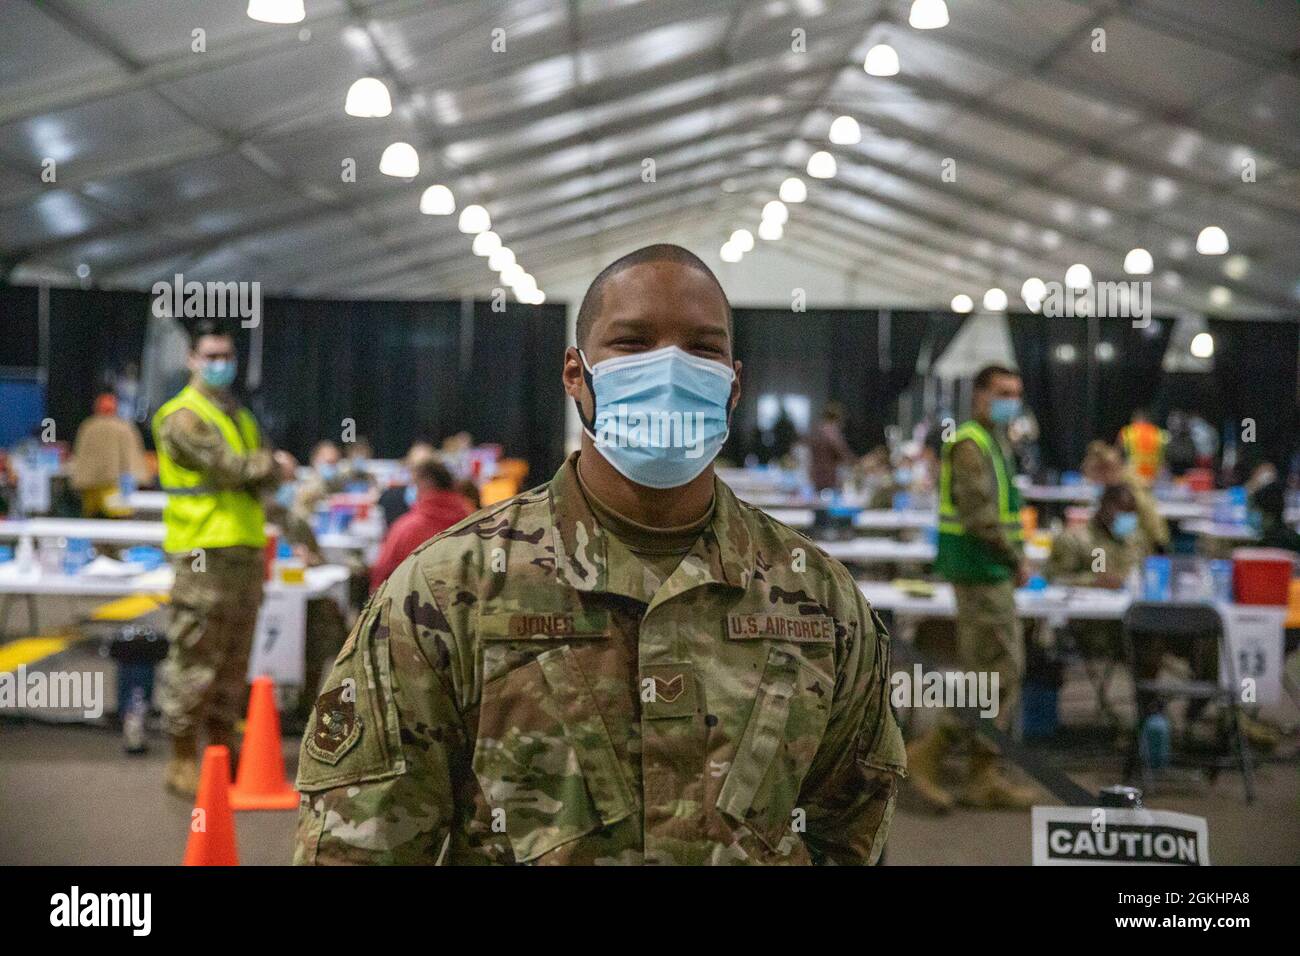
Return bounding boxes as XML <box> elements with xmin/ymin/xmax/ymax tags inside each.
<box><xmin>2</xmin><ymin>622</ymin><xmax>1297</xmax><ymax>865</ymax></box>
<box><xmin>2</xmin><ymin>713</ymin><xmax>1296</xmax><ymax>865</ymax></box>
<box><xmin>7</xmin><ymin>697</ymin><xmax>1300</xmax><ymax>868</ymax></box>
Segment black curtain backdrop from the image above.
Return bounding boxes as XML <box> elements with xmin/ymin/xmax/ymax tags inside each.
<box><xmin>1208</xmin><ymin>318</ymin><xmax>1300</xmax><ymax>476</ymax></box>
<box><xmin>0</xmin><ymin>284</ymin><xmax>40</xmax><ymax>369</ymax></box>
<box><xmin>726</xmin><ymin>309</ymin><xmax>969</xmax><ymax>460</ymax></box>
<box><xmin>1153</xmin><ymin>371</ymin><xmax>1224</xmax><ymax>425</ymax></box>
<box><xmin>1008</xmin><ymin>313</ymin><xmax>1088</xmax><ymax>473</ymax></box>
<box><xmin>1008</xmin><ymin>313</ymin><xmax>1174</xmax><ymax>473</ymax></box>
<box><xmin>252</xmin><ymin>297</ymin><xmax>566</xmax><ymax>473</ymax></box>
<box><xmin>1092</xmin><ymin>316</ymin><xmax>1175</xmax><ymax>442</ymax></box>
<box><xmin>465</xmin><ymin>301</ymin><xmax>567</xmax><ymax>480</ymax></box>
<box><xmin>0</xmin><ymin>285</ymin><xmax>567</xmax><ymax>476</ymax></box>
<box><xmin>726</xmin><ymin>309</ymin><xmax>868</xmax><ymax>462</ymax></box>
<box><xmin>47</xmin><ymin>288</ymin><xmax>152</xmax><ymax>434</ymax></box>
<box><xmin>912</xmin><ymin>311</ymin><xmax>969</xmax><ymax>379</ymax></box>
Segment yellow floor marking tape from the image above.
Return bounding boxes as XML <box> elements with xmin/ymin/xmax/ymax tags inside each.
<box><xmin>0</xmin><ymin>636</ymin><xmax>72</xmax><ymax>673</ymax></box>
<box><xmin>88</xmin><ymin>594</ymin><xmax>169</xmax><ymax>621</ymax></box>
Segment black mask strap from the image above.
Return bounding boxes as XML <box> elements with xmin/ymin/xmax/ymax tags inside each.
<box><xmin>574</xmin><ymin>349</ymin><xmax>597</xmax><ymax>436</ymax></box>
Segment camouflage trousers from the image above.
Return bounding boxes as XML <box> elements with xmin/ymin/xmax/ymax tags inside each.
<box><xmin>942</xmin><ymin>580</ymin><xmax>1024</xmax><ymax>755</ymax></box>
<box><xmin>158</xmin><ymin>547</ymin><xmax>264</xmax><ymax>739</ymax></box>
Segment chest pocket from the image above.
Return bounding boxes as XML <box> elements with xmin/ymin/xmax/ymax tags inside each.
<box><xmin>717</xmin><ymin>622</ymin><xmax>834</xmax><ymax>852</ymax></box>
<box><xmin>472</xmin><ymin>610</ymin><xmax>635</xmax><ymax>863</ymax></box>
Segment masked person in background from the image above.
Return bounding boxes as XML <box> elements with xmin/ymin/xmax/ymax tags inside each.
<box><xmin>152</xmin><ymin>320</ymin><xmax>295</xmax><ymax>796</ymax></box>
<box><xmin>295</xmin><ymin>244</ymin><xmax>905</xmax><ymax>865</ymax></box>
<box><xmin>909</xmin><ymin>365</ymin><xmax>1038</xmax><ymax>814</ymax></box>
<box><xmin>1046</xmin><ymin>485</ymin><xmax>1142</xmax><ymax>719</ymax></box>
<box><xmin>1048</xmin><ymin>484</ymin><xmax>1142</xmax><ymax>589</ymax></box>
<box><xmin>377</xmin><ymin>440</ymin><xmax>437</xmax><ymax>527</ymax></box>
<box><xmin>1081</xmin><ymin>440</ymin><xmax>1169</xmax><ymax>553</ymax></box>
<box><xmin>292</xmin><ymin>441</ymin><xmax>345</xmax><ymax>516</ymax></box>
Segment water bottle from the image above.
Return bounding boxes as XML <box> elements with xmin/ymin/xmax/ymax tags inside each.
<box><xmin>123</xmin><ymin>687</ymin><xmax>148</xmax><ymax>755</ymax></box>
<box><xmin>1140</xmin><ymin>713</ymin><xmax>1171</xmax><ymax>770</ymax></box>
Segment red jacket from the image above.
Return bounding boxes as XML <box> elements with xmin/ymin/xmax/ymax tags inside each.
<box><xmin>370</xmin><ymin>489</ymin><xmax>474</xmax><ymax>591</ymax></box>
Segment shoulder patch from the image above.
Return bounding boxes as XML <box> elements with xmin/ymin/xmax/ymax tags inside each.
<box><xmin>305</xmin><ymin>683</ymin><xmax>363</xmax><ymax>765</ymax></box>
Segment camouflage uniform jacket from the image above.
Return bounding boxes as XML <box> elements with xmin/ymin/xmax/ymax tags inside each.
<box><xmin>294</xmin><ymin>453</ymin><xmax>906</xmax><ymax>865</ymax></box>
<box><xmin>950</xmin><ymin>434</ymin><xmax>1021</xmax><ymax>570</ymax></box>
<box><xmin>156</xmin><ymin>398</ymin><xmax>277</xmax><ymax>494</ymax></box>
<box><xmin>1046</xmin><ymin>519</ymin><xmax>1140</xmax><ymax>587</ymax></box>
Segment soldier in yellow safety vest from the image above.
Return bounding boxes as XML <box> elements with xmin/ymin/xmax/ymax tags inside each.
<box><xmin>907</xmin><ymin>364</ymin><xmax>1039</xmax><ymax>813</ymax></box>
<box><xmin>152</xmin><ymin>320</ymin><xmax>295</xmax><ymax>797</ymax></box>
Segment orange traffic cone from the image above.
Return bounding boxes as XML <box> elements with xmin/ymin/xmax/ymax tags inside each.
<box><xmin>183</xmin><ymin>745</ymin><xmax>239</xmax><ymax>866</ymax></box>
<box><xmin>230</xmin><ymin>676</ymin><xmax>299</xmax><ymax>811</ymax></box>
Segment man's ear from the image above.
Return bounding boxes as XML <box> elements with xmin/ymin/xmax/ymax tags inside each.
<box><xmin>562</xmin><ymin>346</ymin><xmax>585</xmax><ymax>401</ymax></box>
<box><xmin>727</xmin><ymin>359</ymin><xmax>743</xmax><ymax>416</ymax></box>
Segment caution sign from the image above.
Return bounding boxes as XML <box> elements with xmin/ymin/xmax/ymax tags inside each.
<box><xmin>1032</xmin><ymin>806</ymin><xmax>1210</xmax><ymax>866</ymax></box>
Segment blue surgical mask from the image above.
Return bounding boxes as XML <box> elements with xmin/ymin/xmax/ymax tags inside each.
<box><xmin>990</xmin><ymin>397</ymin><xmax>1021</xmax><ymax>425</ymax></box>
<box><xmin>318</xmin><ymin>462</ymin><xmax>338</xmax><ymax>481</ymax></box>
<box><xmin>404</xmin><ymin>484</ymin><xmax>418</xmax><ymax>507</ymax></box>
<box><xmin>274</xmin><ymin>483</ymin><xmax>296</xmax><ymax>509</ymax></box>
<box><xmin>1111</xmin><ymin>512</ymin><xmax>1138</xmax><ymax>539</ymax></box>
<box><xmin>578</xmin><ymin>345</ymin><xmax>734</xmax><ymax>489</ymax></box>
<box><xmin>199</xmin><ymin>358</ymin><xmax>237</xmax><ymax>389</ymax></box>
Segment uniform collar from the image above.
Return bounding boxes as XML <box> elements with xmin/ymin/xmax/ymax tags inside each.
<box><xmin>547</xmin><ymin>451</ymin><xmax>753</xmax><ymax>597</ymax></box>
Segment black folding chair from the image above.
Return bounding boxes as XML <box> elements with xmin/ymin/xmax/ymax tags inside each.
<box><xmin>1121</xmin><ymin>602</ymin><xmax>1255</xmax><ymax>803</ymax></box>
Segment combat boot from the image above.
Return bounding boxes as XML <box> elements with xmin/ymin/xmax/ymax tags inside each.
<box><xmin>165</xmin><ymin>734</ymin><xmax>200</xmax><ymax>798</ymax></box>
<box><xmin>206</xmin><ymin>721</ymin><xmax>240</xmax><ymax>778</ymax></box>
<box><xmin>958</xmin><ymin>752</ymin><xmax>1037</xmax><ymax>810</ymax></box>
<box><xmin>905</xmin><ymin>726</ymin><xmax>955</xmax><ymax>813</ymax></box>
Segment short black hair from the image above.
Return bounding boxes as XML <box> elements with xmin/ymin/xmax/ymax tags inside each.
<box><xmin>412</xmin><ymin>458</ymin><xmax>454</xmax><ymax>491</ymax></box>
<box><xmin>1251</xmin><ymin>478</ymin><xmax>1285</xmax><ymax>520</ymax></box>
<box><xmin>575</xmin><ymin>243</ymin><xmax>732</xmax><ymax>350</ymax></box>
<box><xmin>973</xmin><ymin>364</ymin><xmax>1019</xmax><ymax>392</ymax></box>
<box><xmin>1099</xmin><ymin>483</ymin><xmax>1136</xmax><ymax>512</ymax></box>
<box><xmin>187</xmin><ymin>318</ymin><xmax>236</xmax><ymax>350</ymax></box>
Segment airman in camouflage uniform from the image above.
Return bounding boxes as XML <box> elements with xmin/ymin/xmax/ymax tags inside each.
<box><xmin>1046</xmin><ymin>486</ymin><xmax>1142</xmax><ymax>590</ymax></box>
<box><xmin>153</xmin><ymin>322</ymin><xmax>289</xmax><ymax>796</ymax></box>
<box><xmin>294</xmin><ymin>454</ymin><xmax>905</xmax><ymax>864</ymax></box>
<box><xmin>294</xmin><ymin>245</ymin><xmax>905</xmax><ymax>865</ymax></box>
<box><xmin>909</xmin><ymin>366</ymin><xmax>1038</xmax><ymax>813</ymax></box>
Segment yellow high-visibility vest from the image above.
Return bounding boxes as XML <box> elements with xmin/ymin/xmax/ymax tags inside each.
<box><xmin>935</xmin><ymin>420</ymin><xmax>1022</xmax><ymax>584</ymax></box>
<box><xmin>1120</xmin><ymin>422</ymin><xmax>1165</xmax><ymax>485</ymax></box>
<box><xmin>151</xmin><ymin>385</ymin><xmax>265</xmax><ymax>553</ymax></box>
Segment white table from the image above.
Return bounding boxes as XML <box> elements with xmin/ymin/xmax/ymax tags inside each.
<box><xmin>858</xmin><ymin>581</ymin><xmax>1132</xmax><ymax>621</ymax></box>
<box><xmin>0</xmin><ymin>518</ymin><xmax>165</xmax><ymax>545</ymax></box>
<box><xmin>717</xmin><ymin>467</ymin><xmax>797</xmax><ymax>492</ymax></box>
<box><xmin>817</xmin><ymin>538</ymin><xmax>936</xmax><ymax>565</ymax></box>
<box><xmin>0</xmin><ymin>515</ymin><xmax>386</xmax><ymax>555</ymax></box>
<box><xmin>0</xmin><ymin>562</ymin><xmax>347</xmax><ymax>599</ymax></box>
<box><xmin>765</xmin><ymin>507</ymin><xmax>936</xmax><ymax>532</ymax></box>
<box><xmin>0</xmin><ymin>564</ymin><xmax>350</xmax><ymax>685</ymax></box>
<box><xmin>1180</xmin><ymin>520</ymin><xmax>1259</xmax><ymax>542</ymax></box>
<box><xmin>104</xmin><ymin>490</ymin><xmax>168</xmax><ymax>514</ymax></box>
<box><xmin>1018</xmin><ymin>484</ymin><xmax>1097</xmax><ymax>504</ymax></box>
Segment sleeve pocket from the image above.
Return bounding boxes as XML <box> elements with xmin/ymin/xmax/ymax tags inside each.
<box><xmin>296</xmin><ymin>599</ymin><xmax>406</xmax><ymax>792</ymax></box>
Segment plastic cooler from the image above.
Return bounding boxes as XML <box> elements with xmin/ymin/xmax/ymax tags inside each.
<box><xmin>1231</xmin><ymin>548</ymin><xmax>1295</xmax><ymax>606</ymax></box>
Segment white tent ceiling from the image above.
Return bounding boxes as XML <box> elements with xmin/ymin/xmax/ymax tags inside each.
<box><xmin>1</xmin><ymin>0</ymin><xmax>1297</xmax><ymax>316</ymax></box>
